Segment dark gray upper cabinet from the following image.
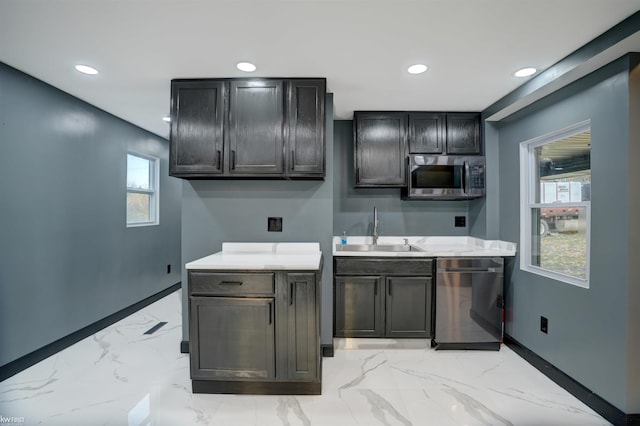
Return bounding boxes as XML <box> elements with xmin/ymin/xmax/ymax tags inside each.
<box><xmin>408</xmin><ymin>113</ymin><xmax>445</xmax><ymax>154</ymax></box>
<box><xmin>228</xmin><ymin>80</ymin><xmax>284</xmax><ymax>176</ymax></box>
<box><xmin>169</xmin><ymin>78</ymin><xmax>326</xmax><ymax>179</ymax></box>
<box><xmin>446</xmin><ymin>112</ymin><xmax>481</xmax><ymax>155</ymax></box>
<box><xmin>354</xmin><ymin>112</ymin><xmax>408</xmax><ymax>187</ymax></box>
<box><xmin>286</xmin><ymin>80</ymin><xmax>326</xmax><ymax>178</ymax></box>
<box><xmin>170</xmin><ymin>81</ymin><xmax>225</xmax><ymax>176</ymax></box>
<box><xmin>409</xmin><ymin>112</ymin><xmax>481</xmax><ymax>155</ymax></box>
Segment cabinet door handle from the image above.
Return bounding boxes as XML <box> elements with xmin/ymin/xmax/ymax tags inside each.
<box><xmin>231</xmin><ymin>150</ymin><xmax>236</xmax><ymax>170</ymax></box>
<box><xmin>291</xmin><ymin>150</ymin><xmax>295</xmax><ymax>171</ymax></box>
<box><xmin>216</xmin><ymin>150</ymin><xmax>222</xmax><ymax>170</ymax></box>
<box><xmin>388</xmin><ymin>282</ymin><xmax>392</xmax><ymax>296</ymax></box>
<box><xmin>268</xmin><ymin>302</ymin><xmax>272</xmax><ymax>324</ymax></box>
<box><xmin>356</xmin><ymin>167</ymin><xmax>360</xmax><ymax>183</ymax></box>
<box><xmin>290</xmin><ymin>282</ymin><xmax>294</xmax><ymax>305</ymax></box>
<box><xmin>220</xmin><ymin>281</ymin><xmax>243</xmax><ymax>286</ymax></box>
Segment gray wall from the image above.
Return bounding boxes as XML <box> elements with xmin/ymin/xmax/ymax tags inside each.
<box><xmin>181</xmin><ymin>94</ymin><xmax>334</xmax><ymax>346</ymax></box>
<box><xmin>626</xmin><ymin>58</ymin><xmax>640</xmax><ymax>412</ymax></box>
<box><xmin>0</xmin><ymin>63</ymin><xmax>182</xmax><ymax>367</ymax></box>
<box><xmin>494</xmin><ymin>56</ymin><xmax>639</xmax><ymax>412</ymax></box>
<box><xmin>469</xmin><ymin>121</ymin><xmax>499</xmax><ymax>240</ymax></box>
<box><xmin>333</xmin><ymin>120</ymin><xmax>469</xmax><ymax>237</ymax></box>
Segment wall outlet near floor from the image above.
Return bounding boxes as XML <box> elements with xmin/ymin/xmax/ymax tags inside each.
<box><xmin>540</xmin><ymin>316</ymin><xmax>548</xmax><ymax>334</ymax></box>
<box><xmin>268</xmin><ymin>217</ymin><xmax>283</xmax><ymax>232</ymax></box>
<box><xmin>455</xmin><ymin>216</ymin><xmax>466</xmax><ymax>227</ymax></box>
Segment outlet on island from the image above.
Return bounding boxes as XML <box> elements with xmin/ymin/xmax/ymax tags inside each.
<box><xmin>541</xmin><ymin>316</ymin><xmax>548</xmax><ymax>334</ymax></box>
<box><xmin>268</xmin><ymin>217</ymin><xmax>283</xmax><ymax>232</ymax></box>
<box><xmin>455</xmin><ymin>216</ymin><xmax>466</xmax><ymax>227</ymax></box>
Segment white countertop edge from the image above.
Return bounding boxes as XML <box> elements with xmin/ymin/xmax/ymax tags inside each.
<box><xmin>332</xmin><ymin>235</ymin><xmax>517</xmax><ymax>257</ymax></box>
<box><xmin>222</xmin><ymin>242</ymin><xmax>321</xmax><ymax>253</ymax></box>
<box><xmin>186</xmin><ymin>264</ymin><xmax>322</xmax><ymax>271</ymax></box>
<box><xmin>186</xmin><ymin>242</ymin><xmax>323</xmax><ymax>270</ymax></box>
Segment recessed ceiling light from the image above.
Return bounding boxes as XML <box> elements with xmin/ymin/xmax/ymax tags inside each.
<box><xmin>514</xmin><ymin>67</ymin><xmax>537</xmax><ymax>78</ymax></box>
<box><xmin>407</xmin><ymin>64</ymin><xmax>428</xmax><ymax>74</ymax></box>
<box><xmin>236</xmin><ymin>62</ymin><xmax>257</xmax><ymax>72</ymax></box>
<box><xmin>162</xmin><ymin>116</ymin><xmax>171</xmax><ymax>123</ymax></box>
<box><xmin>74</xmin><ymin>64</ymin><xmax>99</xmax><ymax>75</ymax></box>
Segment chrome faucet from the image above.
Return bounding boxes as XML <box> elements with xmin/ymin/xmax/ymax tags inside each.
<box><xmin>372</xmin><ymin>206</ymin><xmax>379</xmax><ymax>245</ymax></box>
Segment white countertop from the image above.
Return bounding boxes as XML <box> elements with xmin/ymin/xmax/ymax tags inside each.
<box><xmin>186</xmin><ymin>242</ymin><xmax>323</xmax><ymax>270</ymax></box>
<box><xmin>332</xmin><ymin>236</ymin><xmax>517</xmax><ymax>257</ymax></box>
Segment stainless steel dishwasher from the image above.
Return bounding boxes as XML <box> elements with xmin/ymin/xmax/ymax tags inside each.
<box><xmin>433</xmin><ymin>257</ymin><xmax>504</xmax><ymax>350</ymax></box>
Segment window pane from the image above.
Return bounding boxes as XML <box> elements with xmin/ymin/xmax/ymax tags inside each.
<box><xmin>534</xmin><ymin>130</ymin><xmax>591</xmax><ymax>204</ymax></box>
<box><xmin>127</xmin><ymin>192</ymin><xmax>151</xmax><ymax>223</ymax></box>
<box><xmin>127</xmin><ymin>154</ymin><xmax>151</xmax><ymax>190</ymax></box>
<box><xmin>531</xmin><ymin>206</ymin><xmax>588</xmax><ymax>279</ymax></box>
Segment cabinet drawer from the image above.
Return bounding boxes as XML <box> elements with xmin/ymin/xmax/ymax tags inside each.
<box><xmin>334</xmin><ymin>258</ymin><xmax>433</xmax><ymax>276</ymax></box>
<box><xmin>189</xmin><ymin>272</ymin><xmax>275</xmax><ymax>296</ymax></box>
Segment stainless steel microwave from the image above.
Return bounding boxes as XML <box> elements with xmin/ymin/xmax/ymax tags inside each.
<box><xmin>402</xmin><ymin>155</ymin><xmax>486</xmax><ymax>200</ymax></box>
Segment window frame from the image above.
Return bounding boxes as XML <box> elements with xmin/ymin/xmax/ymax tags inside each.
<box><xmin>519</xmin><ymin>120</ymin><xmax>591</xmax><ymax>288</ymax></box>
<box><xmin>126</xmin><ymin>151</ymin><xmax>160</xmax><ymax>227</ymax></box>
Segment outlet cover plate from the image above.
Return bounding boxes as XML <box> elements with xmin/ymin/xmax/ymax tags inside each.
<box><xmin>268</xmin><ymin>217</ymin><xmax>283</xmax><ymax>232</ymax></box>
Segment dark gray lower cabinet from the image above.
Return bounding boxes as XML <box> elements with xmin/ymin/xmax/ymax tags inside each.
<box><xmin>188</xmin><ymin>270</ymin><xmax>320</xmax><ymax>394</ymax></box>
<box><xmin>334</xmin><ymin>258</ymin><xmax>433</xmax><ymax>338</ymax></box>
<box><xmin>385</xmin><ymin>277</ymin><xmax>432</xmax><ymax>337</ymax></box>
<box><xmin>286</xmin><ymin>273</ymin><xmax>318</xmax><ymax>381</ymax></box>
<box><xmin>334</xmin><ymin>276</ymin><xmax>383</xmax><ymax>337</ymax></box>
<box><xmin>190</xmin><ymin>297</ymin><xmax>275</xmax><ymax>380</ymax></box>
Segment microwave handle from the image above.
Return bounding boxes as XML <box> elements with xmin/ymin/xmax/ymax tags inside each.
<box><xmin>462</xmin><ymin>161</ymin><xmax>469</xmax><ymax>194</ymax></box>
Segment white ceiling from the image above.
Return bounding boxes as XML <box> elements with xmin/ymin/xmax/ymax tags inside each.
<box><xmin>2</xmin><ymin>0</ymin><xmax>640</xmax><ymax>139</ymax></box>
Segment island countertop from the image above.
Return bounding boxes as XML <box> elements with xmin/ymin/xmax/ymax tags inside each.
<box><xmin>186</xmin><ymin>242</ymin><xmax>323</xmax><ymax>270</ymax></box>
<box><xmin>332</xmin><ymin>236</ymin><xmax>517</xmax><ymax>257</ymax></box>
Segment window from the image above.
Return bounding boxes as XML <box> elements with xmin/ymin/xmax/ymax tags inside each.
<box><xmin>127</xmin><ymin>152</ymin><xmax>159</xmax><ymax>227</ymax></box>
<box><xmin>519</xmin><ymin>120</ymin><xmax>591</xmax><ymax>288</ymax></box>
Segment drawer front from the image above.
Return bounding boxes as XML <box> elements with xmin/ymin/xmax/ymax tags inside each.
<box><xmin>334</xmin><ymin>258</ymin><xmax>433</xmax><ymax>276</ymax></box>
<box><xmin>189</xmin><ymin>272</ymin><xmax>275</xmax><ymax>296</ymax></box>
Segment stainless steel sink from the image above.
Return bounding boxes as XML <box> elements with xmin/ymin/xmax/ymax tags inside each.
<box><xmin>335</xmin><ymin>243</ymin><xmax>417</xmax><ymax>252</ymax></box>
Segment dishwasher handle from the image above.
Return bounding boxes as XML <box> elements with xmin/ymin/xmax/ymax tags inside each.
<box><xmin>442</xmin><ymin>267</ymin><xmax>502</xmax><ymax>273</ymax></box>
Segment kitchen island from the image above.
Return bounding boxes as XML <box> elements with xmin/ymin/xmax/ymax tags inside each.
<box><xmin>186</xmin><ymin>242</ymin><xmax>323</xmax><ymax>395</ymax></box>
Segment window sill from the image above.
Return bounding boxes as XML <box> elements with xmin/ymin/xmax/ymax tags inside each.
<box><xmin>521</xmin><ymin>265</ymin><xmax>589</xmax><ymax>289</ymax></box>
<box><xmin>127</xmin><ymin>222</ymin><xmax>159</xmax><ymax>228</ymax></box>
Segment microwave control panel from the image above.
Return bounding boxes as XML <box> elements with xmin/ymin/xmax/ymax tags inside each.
<box><xmin>469</xmin><ymin>165</ymin><xmax>485</xmax><ymax>189</ymax></box>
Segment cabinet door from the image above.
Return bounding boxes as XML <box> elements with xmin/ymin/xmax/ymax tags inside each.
<box><xmin>385</xmin><ymin>276</ymin><xmax>432</xmax><ymax>338</ymax></box>
<box><xmin>286</xmin><ymin>80</ymin><xmax>326</xmax><ymax>178</ymax></box>
<box><xmin>286</xmin><ymin>273</ymin><xmax>319</xmax><ymax>381</ymax></box>
<box><xmin>445</xmin><ymin>113</ymin><xmax>481</xmax><ymax>155</ymax></box>
<box><xmin>334</xmin><ymin>276</ymin><xmax>383</xmax><ymax>337</ymax></box>
<box><xmin>189</xmin><ymin>296</ymin><xmax>275</xmax><ymax>380</ymax></box>
<box><xmin>170</xmin><ymin>81</ymin><xmax>225</xmax><ymax>176</ymax></box>
<box><xmin>228</xmin><ymin>80</ymin><xmax>284</xmax><ymax>175</ymax></box>
<box><xmin>409</xmin><ymin>113</ymin><xmax>445</xmax><ymax>154</ymax></box>
<box><xmin>354</xmin><ymin>112</ymin><xmax>407</xmax><ymax>187</ymax></box>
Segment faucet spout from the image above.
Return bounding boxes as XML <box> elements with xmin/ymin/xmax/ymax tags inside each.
<box><xmin>373</xmin><ymin>206</ymin><xmax>379</xmax><ymax>245</ymax></box>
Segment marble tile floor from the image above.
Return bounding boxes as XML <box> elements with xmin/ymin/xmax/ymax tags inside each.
<box><xmin>0</xmin><ymin>290</ymin><xmax>611</xmax><ymax>426</ymax></box>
